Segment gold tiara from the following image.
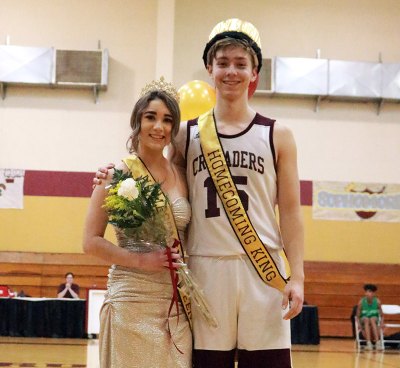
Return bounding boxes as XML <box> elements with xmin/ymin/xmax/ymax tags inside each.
<box><xmin>139</xmin><ymin>76</ymin><xmax>180</xmax><ymax>103</ymax></box>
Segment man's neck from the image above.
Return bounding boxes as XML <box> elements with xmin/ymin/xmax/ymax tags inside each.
<box><xmin>214</xmin><ymin>98</ymin><xmax>256</xmax><ymax>134</ymax></box>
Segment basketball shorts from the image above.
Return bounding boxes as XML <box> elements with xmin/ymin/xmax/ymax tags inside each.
<box><xmin>188</xmin><ymin>254</ymin><xmax>291</xmax><ymax>351</ymax></box>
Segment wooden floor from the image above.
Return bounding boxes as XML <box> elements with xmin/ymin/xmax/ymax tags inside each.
<box><xmin>0</xmin><ymin>337</ymin><xmax>398</xmax><ymax>368</ymax></box>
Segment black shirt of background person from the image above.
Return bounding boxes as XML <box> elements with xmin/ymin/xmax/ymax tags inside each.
<box><xmin>57</xmin><ymin>283</ymin><xmax>80</xmax><ymax>298</ymax></box>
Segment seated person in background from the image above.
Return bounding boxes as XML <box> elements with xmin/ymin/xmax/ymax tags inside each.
<box><xmin>356</xmin><ymin>283</ymin><xmax>384</xmax><ymax>350</ymax></box>
<box><xmin>57</xmin><ymin>272</ymin><xmax>80</xmax><ymax>299</ymax></box>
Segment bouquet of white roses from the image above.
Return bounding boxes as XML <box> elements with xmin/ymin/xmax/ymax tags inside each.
<box><xmin>104</xmin><ymin>169</ymin><xmax>218</xmax><ymax>328</ymax></box>
<box><xmin>104</xmin><ymin>169</ymin><xmax>169</xmax><ymax>244</ymax></box>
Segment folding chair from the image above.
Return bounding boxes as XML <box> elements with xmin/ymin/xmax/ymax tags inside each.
<box><xmin>381</xmin><ymin>304</ymin><xmax>400</xmax><ymax>350</ymax></box>
<box><xmin>354</xmin><ymin>313</ymin><xmax>384</xmax><ymax>351</ymax></box>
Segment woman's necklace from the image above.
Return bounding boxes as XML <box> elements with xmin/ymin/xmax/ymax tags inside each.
<box><xmin>154</xmin><ymin>166</ymin><xmax>168</xmax><ymax>184</ymax></box>
<box><xmin>148</xmin><ymin>161</ymin><xmax>172</xmax><ymax>185</ymax></box>
<box><xmin>137</xmin><ymin>151</ymin><xmax>175</xmax><ymax>188</ymax></box>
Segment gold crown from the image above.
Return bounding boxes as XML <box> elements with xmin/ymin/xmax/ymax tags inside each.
<box><xmin>139</xmin><ymin>76</ymin><xmax>180</xmax><ymax>103</ymax></box>
<box><xmin>208</xmin><ymin>18</ymin><xmax>261</xmax><ymax>50</ymax></box>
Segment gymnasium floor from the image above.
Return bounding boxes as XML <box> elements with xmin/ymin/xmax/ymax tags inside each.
<box><xmin>0</xmin><ymin>337</ymin><xmax>398</xmax><ymax>368</ymax></box>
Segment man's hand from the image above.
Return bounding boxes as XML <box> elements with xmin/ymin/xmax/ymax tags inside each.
<box><xmin>282</xmin><ymin>278</ymin><xmax>304</xmax><ymax>320</ymax></box>
<box><xmin>92</xmin><ymin>163</ymin><xmax>115</xmax><ymax>188</ymax></box>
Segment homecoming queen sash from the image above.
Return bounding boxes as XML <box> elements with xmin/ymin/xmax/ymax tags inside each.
<box><xmin>198</xmin><ymin>110</ymin><xmax>291</xmax><ymax>292</ymax></box>
<box><xmin>123</xmin><ymin>155</ymin><xmax>192</xmax><ymax>328</ymax></box>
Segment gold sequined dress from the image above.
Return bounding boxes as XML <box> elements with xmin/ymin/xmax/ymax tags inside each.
<box><xmin>99</xmin><ymin>197</ymin><xmax>192</xmax><ymax>368</ymax></box>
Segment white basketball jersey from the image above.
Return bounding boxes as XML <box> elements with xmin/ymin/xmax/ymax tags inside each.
<box><xmin>181</xmin><ymin>113</ymin><xmax>284</xmax><ymax>256</ymax></box>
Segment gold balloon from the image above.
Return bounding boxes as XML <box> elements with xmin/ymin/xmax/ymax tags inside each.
<box><xmin>178</xmin><ymin>80</ymin><xmax>216</xmax><ymax>121</ymax></box>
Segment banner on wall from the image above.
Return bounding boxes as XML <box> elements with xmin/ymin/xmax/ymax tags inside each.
<box><xmin>313</xmin><ymin>181</ymin><xmax>400</xmax><ymax>223</ymax></box>
<box><xmin>0</xmin><ymin>169</ymin><xmax>25</xmax><ymax>209</ymax></box>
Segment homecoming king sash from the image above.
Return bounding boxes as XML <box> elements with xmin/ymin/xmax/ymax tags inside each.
<box><xmin>198</xmin><ymin>110</ymin><xmax>291</xmax><ymax>292</ymax></box>
<box><xmin>123</xmin><ymin>155</ymin><xmax>192</xmax><ymax>328</ymax></box>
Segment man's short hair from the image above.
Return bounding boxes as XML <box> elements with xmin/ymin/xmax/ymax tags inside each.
<box><xmin>363</xmin><ymin>283</ymin><xmax>377</xmax><ymax>292</ymax></box>
<box><xmin>65</xmin><ymin>272</ymin><xmax>74</xmax><ymax>278</ymax></box>
<box><xmin>205</xmin><ymin>37</ymin><xmax>259</xmax><ymax>71</ymax></box>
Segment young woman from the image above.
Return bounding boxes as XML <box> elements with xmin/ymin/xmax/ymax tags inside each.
<box><xmin>83</xmin><ymin>81</ymin><xmax>192</xmax><ymax>367</ymax></box>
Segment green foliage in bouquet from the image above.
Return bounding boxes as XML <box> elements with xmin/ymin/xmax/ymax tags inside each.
<box><xmin>103</xmin><ymin>169</ymin><xmax>170</xmax><ymax>244</ymax></box>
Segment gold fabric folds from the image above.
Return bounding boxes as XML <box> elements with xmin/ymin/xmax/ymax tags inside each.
<box><xmin>99</xmin><ymin>265</ymin><xmax>192</xmax><ymax>367</ymax></box>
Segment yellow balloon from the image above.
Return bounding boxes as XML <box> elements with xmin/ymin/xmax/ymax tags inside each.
<box><xmin>178</xmin><ymin>80</ymin><xmax>216</xmax><ymax>121</ymax></box>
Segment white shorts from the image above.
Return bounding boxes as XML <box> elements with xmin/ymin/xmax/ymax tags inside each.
<box><xmin>188</xmin><ymin>254</ymin><xmax>291</xmax><ymax>351</ymax></box>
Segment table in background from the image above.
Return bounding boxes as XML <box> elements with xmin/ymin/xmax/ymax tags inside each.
<box><xmin>291</xmin><ymin>305</ymin><xmax>320</xmax><ymax>344</ymax></box>
<box><xmin>0</xmin><ymin>297</ymin><xmax>86</xmax><ymax>338</ymax></box>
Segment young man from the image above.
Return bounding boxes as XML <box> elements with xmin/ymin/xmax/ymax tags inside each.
<box><xmin>174</xmin><ymin>19</ymin><xmax>304</xmax><ymax>368</ymax></box>
<box><xmin>95</xmin><ymin>18</ymin><xmax>304</xmax><ymax>368</ymax></box>
<box><xmin>356</xmin><ymin>284</ymin><xmax>384</xmax><ymax>351</ymax></box>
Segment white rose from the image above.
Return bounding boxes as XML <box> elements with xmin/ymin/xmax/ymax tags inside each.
<box><xmin>117</xmin><ymin>178</ymin><xmax>139</xmax><ymax>200</ymax></box>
